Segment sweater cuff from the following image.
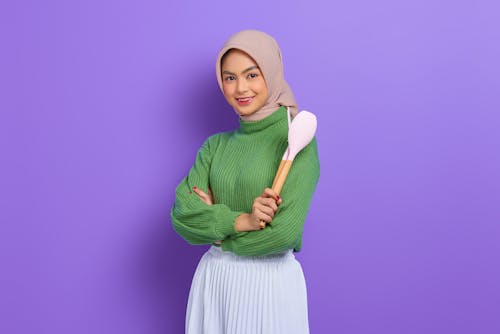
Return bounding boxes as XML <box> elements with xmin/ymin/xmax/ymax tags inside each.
<box><xmin>213</xmin><ymin>209</ymin><xmax>240</xmax><ymax>239</ymax></box>
<box><xmin>220</xmin><ymin>238</ymin><xmax>233</xmax><ymax>253</ymax></box>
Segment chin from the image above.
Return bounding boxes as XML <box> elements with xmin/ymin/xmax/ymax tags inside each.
<box><xmin>234</xmin><ymin>106</ymin><xmax>258</xmax><ymax>117</ymax></box>
<box><xmin>238</xmin><ymin>110</ymin><xmax>256</xmax><ymax>116</ymax></box>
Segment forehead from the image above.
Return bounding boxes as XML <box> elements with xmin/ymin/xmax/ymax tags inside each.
<box><xmin>221</xmin><ymin>49</ymin><xmax>259</xmax><ymax>70</ymax></box>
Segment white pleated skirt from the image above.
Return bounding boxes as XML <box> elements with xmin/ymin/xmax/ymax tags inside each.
<box><xmin>185</xmin><ymin>245</ymin><xmax>309</xmax><ymax>334</ymax></box>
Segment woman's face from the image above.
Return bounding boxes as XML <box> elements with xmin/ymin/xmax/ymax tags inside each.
<box><xmin>221</xmin><ymin>49</ymin><xmax>268</xmax><ymax>118</ymax></box>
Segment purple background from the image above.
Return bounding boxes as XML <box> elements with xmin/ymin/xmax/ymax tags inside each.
<box><xmin>1</xmin><ymin>0</ymin><xmax>499</xmax><ymax>333</ymax></box>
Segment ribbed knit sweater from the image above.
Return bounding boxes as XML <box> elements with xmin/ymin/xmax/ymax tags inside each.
<box><xmin>171</xmin><ymin>106</ymin><xmax>320</xmax><ymax>256</ymax></box>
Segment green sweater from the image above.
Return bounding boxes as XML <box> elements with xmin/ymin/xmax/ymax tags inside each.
<box><xmin>171</xmin><ymin>106</ymin><xmax>320</xmax><ymax>256</ymax></box>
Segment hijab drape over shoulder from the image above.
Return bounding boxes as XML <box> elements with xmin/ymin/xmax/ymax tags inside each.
<box><xmin>215</xmin><ymin>30</ymin><xmax>298</xmax><ymax>121</ymax></box>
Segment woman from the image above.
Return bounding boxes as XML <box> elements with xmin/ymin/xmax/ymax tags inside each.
<box><xmin>171</xmin><ymin>30</ymin><xmax>320</xmax><ymax>333</ymax></box>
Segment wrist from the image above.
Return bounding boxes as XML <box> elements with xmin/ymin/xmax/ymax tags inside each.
<box><xmin>235</xmin><ymin>213</ymin><xmax>253</xmax><ymax>232</ymax></box>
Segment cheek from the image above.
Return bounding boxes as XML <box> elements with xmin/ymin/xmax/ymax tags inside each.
<box><xmin>222</xmin><ymin>84</ymin><xmax>233</xmax><ymax>98</ymax></box>
<box><xmin>258</xmin><ymin>81</ymin><xmax>269</xmax><ymax>98</ymax></box>
<box><xmin>257</xmin><ymin>78</ymin><xmax>268</xmax><ymax>94</ymax></box>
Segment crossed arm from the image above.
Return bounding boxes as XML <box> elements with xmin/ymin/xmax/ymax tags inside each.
<box><xmin>192</xmin><ymin>186</ymin><xmax>282</xmax><ymax>236</ymax></box>
<box><xmin>171</xmin><ymin>135</ymin><xmax>319</xmax><ymax>256</ymax></box>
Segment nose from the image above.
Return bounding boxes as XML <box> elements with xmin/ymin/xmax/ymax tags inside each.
<box><xmin>236</xmin><ymin>78</ymin><xmax>249</xmax><ymax>94</ymax></box>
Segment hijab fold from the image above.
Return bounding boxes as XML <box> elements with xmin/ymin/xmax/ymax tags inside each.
<box><xmin>215</xmin><ymin>30</ymin><xmax>298</xmax><ymax>121</ymax></box>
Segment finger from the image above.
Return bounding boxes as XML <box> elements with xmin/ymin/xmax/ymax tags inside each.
<box><xmin>266</xmin><ymin>198</ymin><xmax>279</xmax><ymax>211</ymax></box>
<box><xmin>259</xmin><ymin>197</ymin><xmax>278</xmax><ymax>212</ymax></box>
<box><xmin>261</xmin><ymin>188</ymin><xmax>280</xmax><ymax>202</ymax></box>
<box><xmin>254</xmin><ymin>200</ymin><xmax>275</xmax><ymax>218</ymax></box>
<box><xmin>261</xmin><ymin>205</ymin><xmax>275</xmax><ymax>218</ymax></box>
<box><xmin>261</xmin><ymin>188</ymin><xmax>281</xmax><ymax>205</ymax></box>
<box><xmin>192</xmin><ymin>186</ymin><xmax>209</xmax><ymax>201</ymax></box>
<box><xmin>256</xmin><ymin>209</ymin><xmax>273</xmax><ymax>223</ymax></box>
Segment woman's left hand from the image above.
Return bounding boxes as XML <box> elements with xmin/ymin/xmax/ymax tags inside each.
<box><xmin>192</xmin><ymin>186</ymin><xmax>213</xmax><ymax>205</ymax></box>
<box><xmin>192</xmin><ymin>186</ymin><xmax>221</xmax><ymax>245</ymax></box>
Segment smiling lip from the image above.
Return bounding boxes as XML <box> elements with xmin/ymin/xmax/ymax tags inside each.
<box><xmin>236</xmin><ymin>96</ymin><xmax>254</xmax><ymax>106</ymax></box>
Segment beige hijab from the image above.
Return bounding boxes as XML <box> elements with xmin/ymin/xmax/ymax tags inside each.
<box><xmin>215</xmin><ymin>30</ymin><xmax>298</xmax><ymax>121</ymax></box>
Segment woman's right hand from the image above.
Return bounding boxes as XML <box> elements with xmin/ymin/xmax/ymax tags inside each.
<box><xmin>234</xmin><ymin>188</ymin><xmax>282</xmax><ymax>232</ymax></box>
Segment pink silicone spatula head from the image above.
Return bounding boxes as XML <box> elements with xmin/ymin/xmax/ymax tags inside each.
<box><xmin>287</xmin><ymin>111</ymin><xmax>317</xmax><ymax>160</ymax></box>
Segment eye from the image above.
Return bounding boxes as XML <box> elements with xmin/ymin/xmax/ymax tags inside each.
<box><xmin>224</xmin><ymin>75</ymin><xmax>236</xmax><ymax>81</ymax></box>
<box><xmin>248</xmin><ymin>73</ymin><xmax>258</xmax><ymax>79</ymax></box>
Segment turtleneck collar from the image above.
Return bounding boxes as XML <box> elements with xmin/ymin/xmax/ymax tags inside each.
<box><xmin>237</xmin><ymin>106</ymin><xmax>286</xmax><ymax>134</ymax></box>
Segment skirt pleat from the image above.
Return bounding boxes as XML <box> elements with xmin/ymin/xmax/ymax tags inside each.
<box><xmin>185</xmin><ymin>246</ymin><xmax>309</xmax><ymax>334</ymax></box>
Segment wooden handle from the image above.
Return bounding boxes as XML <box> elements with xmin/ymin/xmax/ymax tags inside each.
<box><xmin>272</xmin><ymin>160</ymin><xmax>292</xmax><ymax>194</ymax></box>
<box><xmin>271</xmin><ymin>160</ymin><xmax>286</xmax><ymax>189</ymax></box>
<box><xmin>259</xmin><ymin>160</ymin><xmax>293</xmax><ymax>229</ymax></box>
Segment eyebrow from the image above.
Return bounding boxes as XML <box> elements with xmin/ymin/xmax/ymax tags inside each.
<box><xmin>222</xmin><ymin>66</ymin><xmax>260</xmax><ymax>76</ymax></box>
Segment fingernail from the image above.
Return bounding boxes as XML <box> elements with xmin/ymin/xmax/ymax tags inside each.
<box><xmin>277</xmin><ymin>195</ymin><xmax>280</xmax><ymax>200</ymax></box>
<box><xmin>193</xmin><ymin>186</ymin><xmax>197</xmax><ymax>190</ymax></box>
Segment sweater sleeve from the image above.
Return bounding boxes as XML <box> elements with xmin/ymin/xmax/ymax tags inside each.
<box><xmin>221</xmin><ymin>138</ymin><xmax>320</xmax><ymax>256</ymax></box>
<box><xmin>171</xmin><ymin>135</ymin><xmax>242</xmax><ymax>244</ymax></box>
